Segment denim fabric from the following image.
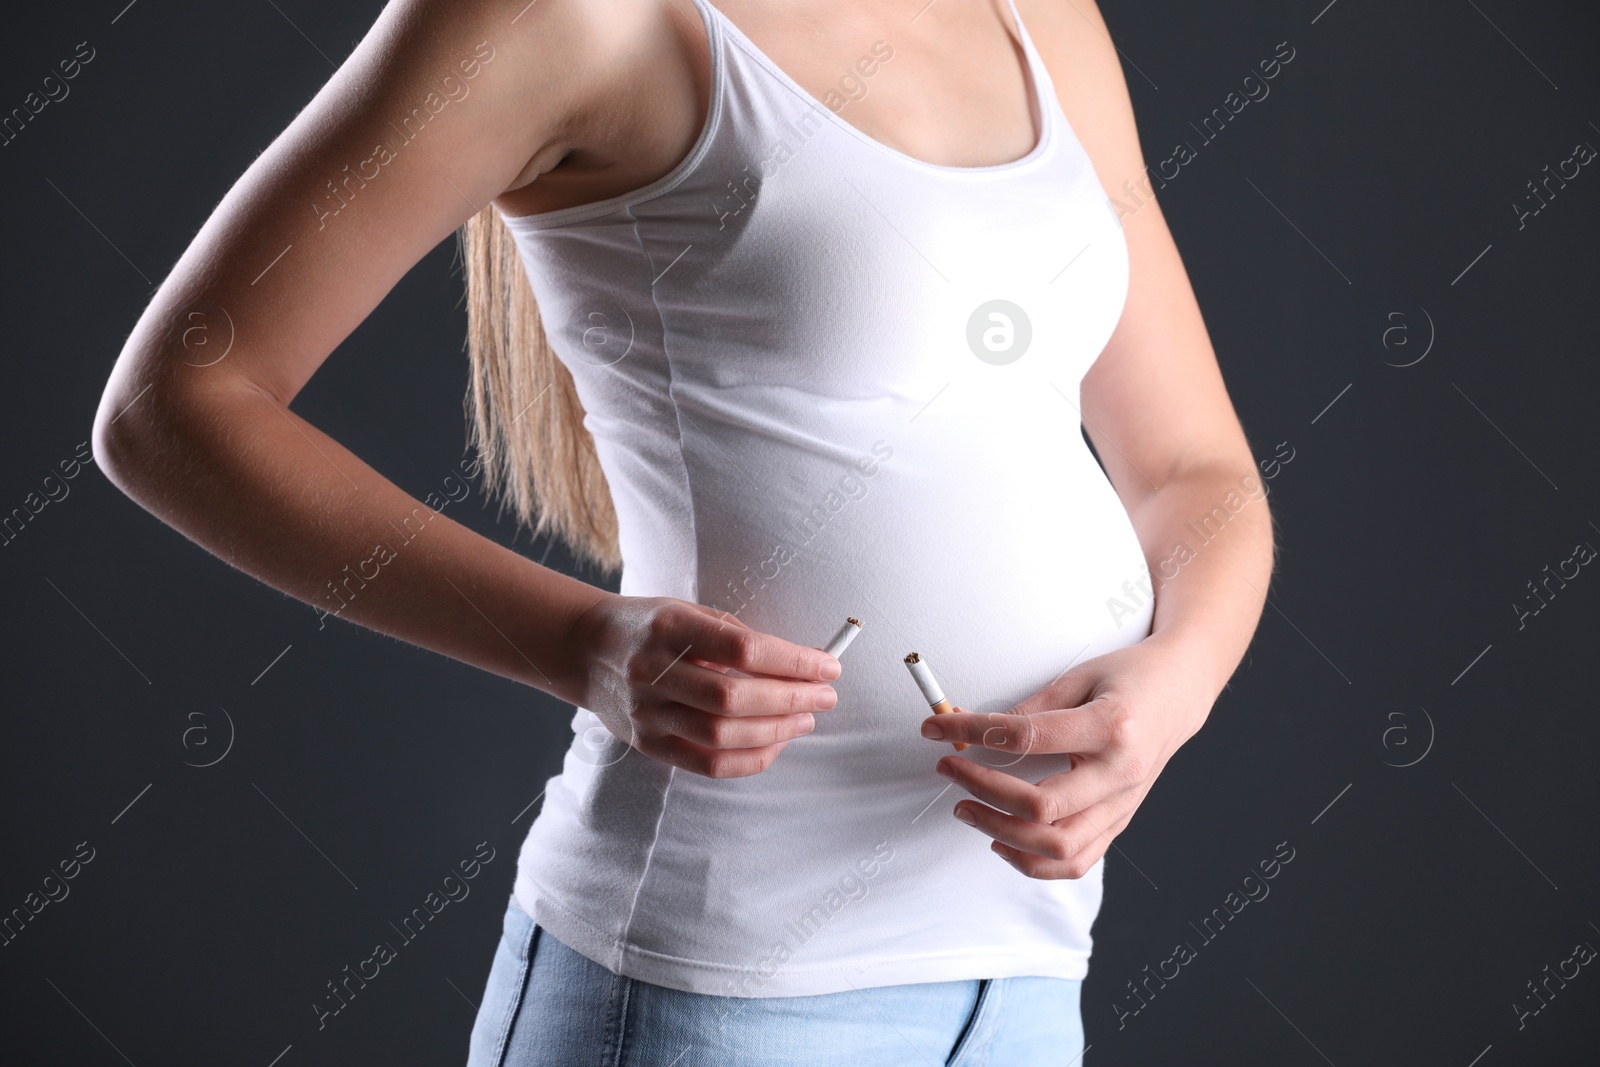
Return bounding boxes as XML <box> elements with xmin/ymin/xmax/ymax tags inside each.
<box><xmin>467</xmin><ymin>897</ymin><xmax>1085</xmax><ymax>1066</ymax></box>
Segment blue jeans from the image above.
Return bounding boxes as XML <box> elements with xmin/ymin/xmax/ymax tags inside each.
<box><xmin>467</xmin><ymin>897</ymin><xmax>1085</xmax><ymax>1066</ymax></box>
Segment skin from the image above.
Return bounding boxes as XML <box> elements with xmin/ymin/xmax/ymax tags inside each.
<box><xmin>917</xmin><ymin>2</ymin><xmax>1276</xmax><ymax>879</ymax></box>
<box><xmin>92</xmin><ymin>0</ymin><xmax>1272</xmax><ymax>872</ymax></box>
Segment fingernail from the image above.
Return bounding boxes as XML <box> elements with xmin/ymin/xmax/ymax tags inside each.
<box><xmin>798</xmin><ymin>714</ymin><xmax>816</xmax><ymax>735</ymax></box>
<box><xmin>934</xmin><ymin>761</ymin><xmax>955</xmax><ymax>780</ymax></box>
<box><xmin>813</xmin><ymin>688</ymin><xmax>836</xmax><ymax>710</ymax></box>
<box><xmin>954</xmin><ymin>806</ymin><xmax>976</xmax><ymax>826</ymax></box>
<box><xmin>820</xmin><ymin>656</ymin><xmax>842</xmax><ymax>680</ymax></box>
<box><xmin>921</xmin><ymin>720</ymin><xmax>944</xmax><ymax>740</ymax></box>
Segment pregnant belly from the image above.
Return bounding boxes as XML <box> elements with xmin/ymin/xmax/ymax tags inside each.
<box><xmin>537</xmin><ymin>387</ymin><xmax>1150</xmax><ymax>964</ymax></box>
<box><xmin>662</xmin><ymin>385</ymin><xmax>1155</xmax><ymax>792</ymax></box>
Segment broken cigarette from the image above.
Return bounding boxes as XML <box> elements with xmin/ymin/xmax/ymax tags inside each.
<box><xmin>823</xmin><ymin>616</ymin><xmax>862</xmax><ymax>659</ymax></box>
<box><xmin>903</xmin><ymin>652</ymin><xmax>967</xmax><ymax>752</ymax></box>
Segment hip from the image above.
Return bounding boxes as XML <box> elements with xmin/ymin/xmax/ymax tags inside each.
<box><xmin>466</xmin><ymin>896</ymin><xmax>1085</xmax><ymax>1067</ymax></box>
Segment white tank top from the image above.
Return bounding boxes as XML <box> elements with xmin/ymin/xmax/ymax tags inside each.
<box><xmin>500</xmin><ymin>0</ymin><xmax>1152</xmax><ymax>997</ymax></box>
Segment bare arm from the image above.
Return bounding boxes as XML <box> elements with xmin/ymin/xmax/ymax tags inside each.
<box><xmin>1033</xmin><ymin>0</ymin><xmax>1275</xmax><ymax>707</ymax></box>
<box><xmin>93</xmin><ymin>0</ymin><xmax>837</xmax><ymax>775</ymax></box>
<box><xmin>93</xmin><ymin>0</ymin><xmax>610</xmax><ymax>701</ymax></box>
<box><xmin>922</xmin><ymin>0</ymin><xmax>1275</xmax><ymax>878</ymax></box>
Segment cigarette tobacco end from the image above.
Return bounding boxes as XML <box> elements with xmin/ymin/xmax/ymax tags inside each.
<box><xmin>903</xmin><ymin>651</ymin><xmax>920</xmax><ymax>664</ymax></box>
<box><xmin>846</xmin><ymin>617</ymin><xmax>861</xmax><ymax>627</ymax></box>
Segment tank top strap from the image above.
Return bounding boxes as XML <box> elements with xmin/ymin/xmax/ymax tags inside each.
<box><xmin>686</xmin><ymin>0</ymin><xmax>721</xmax><ymax>53</ymax></box>
<box><xmin>1002</xmin><ymin>0</ymin><xmax>1030</xmax><ymax>45</ymax></box>
<box><xmin>1000</xmin><ymin>0</ymin><xmax>1061</xmax><ymax>118</ymax></box>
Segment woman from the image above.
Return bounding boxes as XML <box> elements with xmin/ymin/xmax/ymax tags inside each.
<box><xmin>94</xmin><ymin>0</ymin><xmax>1274</xmax><ymax>1062</ymax></box>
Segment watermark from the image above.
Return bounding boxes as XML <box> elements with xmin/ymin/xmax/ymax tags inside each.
<box><xmin>0</xmin><ymin>440</ymin><xmax>94</xmax><ymax>549</ymax></box>
<box><xmin>821</xmin><ymin>40</ymin><xmax>895</xmax><ymax>113</ymax></box>
<box><xmin>1513</xmin><ymin>138</ymin><xmax>1595</xmax><ymax>230</ymax></box>
<box><xmin>710</xmin><ymin>109</ymin><xmax>825</xmax><ymax>229</ymax></box>
<box><xmin>1257</xmin><ymin>439</ymin><xmax>1296</xmax><ymax>481</ymax></box>
<box><xmin>312</xmin><ymin>840</ymin><xmax>496</xmax><ymax>1029</ymax></box>
<box><xmin>181</xmin><ymin>706</ymin><xmax>237</xmax><ymax>768</ymax></box>
<box><xmin>311</xmin><ymin>519</ymin><xmax>420</xmax><ymax>628</ymax></box>
<box><xmin>1</xmin><ymin>40</ymin><xmax>96</xmax><ymax>149</ymax></box>
<box><xmin>1</xmin><ymin>840</ymin><xmax>96</xmax><ymax>948</ymax></box>
<box><xmin>312</xmin><ymin>41</ymin><xmax>496</xmax><ymax>230</ymax></box>
<box><xmin>1458</xmin><ymin>135</ymin><xmax>1597</xmax><ymax>286</ymax></box>
<box><xmin>311</xmin><ymin>453</ymin><xmax>482</xmax><ymax>629</ymax></box>
<box><xmin>710</xmin><ymin>39</ymin><xmax>895</xmax><ymax>231</ymax></box>
<box><xmin>1513</xmin><ymin>534</ymin><xmax>1595</xmax><ymax>630</ymax></box>
<box><xmin>571</xmin><ymin>303</ymin><xmax>635</xmax><ymax>368</ymax></box>
<box><xmin>1380</xmin><ymin>705</ymin><xmax>1435</xmax><ymax>768</ymax></box>
<box><xmin>1112</xmin><ymin>839</ymin><xmax>1296</xmax><ymax>1030</ymax></box>
<box><xmin>717</xmin><ymin>838</ymin><xmax>896</xmax><ymax>1005</ymax></box>
<box><xmin>567</xmin><ymin>707</ymin><xmax>638</xmax><ymax>769</ymax></box>
<box><xmin>707</xmin><ymin>440</ymin><xmax>895</xmax><ymax>617</ymax></box>
<box><xmin>1108</xmin><ymin>40</ymin><xmax>1297</xmax><ymax>225</ymax></box>
<box><xmin>176</xmin><ymin>301</ymin><xmax>237</xmax><ymax>367</ymax></box>
<box><xmin>1380</xmin><ymin>308</ymin><xmax>1435</xmax><ymax>367</ymax></box>
<box><xmin>1106</xmin><ymin>469</ymin><xmax>1274</xmax><ymax>627</ymax></box>
<box><xmin>967</xmin><ymin>299</ymin><xmax>1033</xmax><ymax>365</ymax></box>
<box><xmin>1512</xmin><ymin>935</ymin><xmax>1595</xmax><ymax>1030</ymax></box>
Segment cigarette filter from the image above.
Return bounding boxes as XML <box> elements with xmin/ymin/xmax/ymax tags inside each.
<box><xmin>903</xmin><ymin>651</ymin><xmax>967</xmax><ymax>752</ymax></box>
<box><xmin>823</xmin><ymin>617</ymin><xmax>862</xmax><ymax>659</ymax></box>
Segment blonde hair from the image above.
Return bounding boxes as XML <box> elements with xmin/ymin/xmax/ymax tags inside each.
<box><xmin>458</xmin><ymin>206</ymin><xmax>621</xmax><ymax>572</ymax></box>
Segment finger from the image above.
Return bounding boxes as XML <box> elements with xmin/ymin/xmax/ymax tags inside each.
<box><xmin>681</xmin><ymin>603</ymin><xmax>849</xmax><ymax>683</ymax></box>
<box><xmin>990</xmin><ymin>807</ymin><xmax>1133</xmax><ymax>880</ymax></box>
<box><xmin>954</xmin><ymin>800</ymin><xmax>1065</xmax><ymax>859</ymax></box>
<box><xmin>952</xmin><ymin>793</ymin><xmax>1122</xmax><ymax>862</ymax></box>
<box><xmin>1007</xmin><ymin>665</ymin><xmax>1100</xmax><ymax>718</ymax></box>
<box><xmin>671</xmin><ymin>610</ymin><xmax>842</xmax><ymax>681</ymax></box>
<box><xmin>962</xmin><ymin>795</ymin><xmax>1128</xmax><ymax>868</ymax></box>
<box><xmin>686</xmin><ymin>601</ymin><xmax>752</xmax><ymax>630</ymax></box>
<box><xmin>642</xmin><ymin>702</ymin><xmax>817</xmax><ymax>749</ymax></box>
<box><xmin>647</xmin><ymin>734</ymin><xmax>791</xmax><ymax>779</ymax></box>
<box><xmin>922</xmin><ymin>701</ymin><xmax>1117</xmax><ymax>755</ymax></box>
<box><xmin>934</xmin><ymin>754</ymin><xmax>1121</xmax><ymax>823</ymax></box>
<box><xmin>656</xmin><ymin>658</ymin><xmax>837</xmax><ymax>717</ymax></box>
<box><xmin>681</xmin><ymin>605</ymin><xmax>749</xmax><ymax>673</ymax></box>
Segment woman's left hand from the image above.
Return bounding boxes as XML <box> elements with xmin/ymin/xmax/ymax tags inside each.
<box><xmin>919</xmin><ymin>632</ymin><xmax>1222</xmax><ymax>879</ymax></box>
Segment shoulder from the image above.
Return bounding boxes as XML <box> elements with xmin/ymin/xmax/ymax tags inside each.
<box><xmin>341</xmin><ymin>0</ymin><xmax>677</xmax><ymax>191</ymax></box>
<box><xmin>370</xmin><ymin>0</ymin><xmax>660</xmax><ymax>62</ymax></box>
<box><xmin>1009</xmin><ymin>0</ymin><xmax>1148</xmax><ymax>180</ymax></box>
<box><xmin>359</xmin><ymin>0</ymin><xmax>668</xmax><ymax>132</ymax></box>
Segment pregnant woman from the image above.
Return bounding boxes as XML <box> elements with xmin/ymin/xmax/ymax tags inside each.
<box><xmin>94</xmin><ymin>0</ymin><xmax>1274</xmax><ymax>1063</ymax></box>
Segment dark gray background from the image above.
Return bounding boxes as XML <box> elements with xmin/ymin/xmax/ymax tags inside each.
<box><xmin>3</xmin><ymin>1</ymin><xmax>1596</xmax><ymax>1063</ymax></box>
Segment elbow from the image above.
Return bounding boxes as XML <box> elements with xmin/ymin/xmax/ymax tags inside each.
<box><xmin>93</xmin><ymin>293</ymin><xmax>272</xmax><ymax>500</ymax></box>
<box><xmin>90</xmin><ymin>355</ymin><xmax>197</xmax><ymax>503</ymax></box>
<box><xmin>92</xmin><ymin>354</ymin><xmax>267</xmax><ymax>512</ymax></box>
<box><xmin>92</xmin><ymin>329</ymin><xmax>155</xmax><ymax>486</ymax></box>
<box><xmin>91</xmin><ymin>393</ymin><xmax>132</xmax><ymax>491</ymax></box>
<box><xmin>91</xmin><ymin>375</ymin><xmax>155</xmax><ymax>495</ymax></box>
<box><xmin>91</xmin><ymin>333</ymin><xmax>218</xmax><ymax>493</ymax></box>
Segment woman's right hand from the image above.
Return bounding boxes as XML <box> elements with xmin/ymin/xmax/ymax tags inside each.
<box><xmin>566</xmin><ymin>595</ymin><xmax>841</xmax><ymax>778</ymax></box>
